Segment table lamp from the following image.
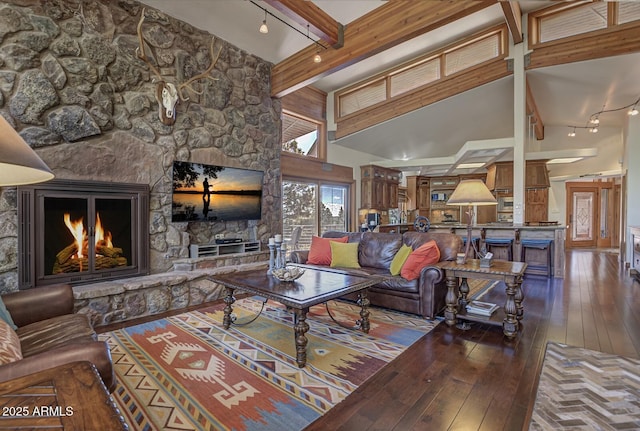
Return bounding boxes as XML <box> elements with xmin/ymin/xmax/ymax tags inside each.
<box><xmin>447</xmin><ymin>179</ymin><xmax>497</xmax><ymax>263</ymax></box>
<box><xmin>0</xmin><ymin>115</ymin><xmax>54</xmax><ymax>186</ymax></box>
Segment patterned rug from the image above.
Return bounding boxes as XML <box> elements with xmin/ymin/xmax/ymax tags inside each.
<box><xmin>529</xmin><ymin>342</ymin><xmax>640</xmax><ymax>430</ymax></box>
<box><xmin>100</xmin><ymin>297</ymin><xmax>441</xmax><ymax>431</ymax></box>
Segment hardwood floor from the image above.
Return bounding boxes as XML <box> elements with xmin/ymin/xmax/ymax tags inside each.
<box><xmin>304</xmin><ymin>249</ymin><xmax>640</xmax><ymax>431</ymax></box>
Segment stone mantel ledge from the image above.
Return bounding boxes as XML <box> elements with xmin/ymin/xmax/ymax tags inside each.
<box><xmin>74</xmin><ymin>260</ymin><xmax>268</xmax><ymax>327</ymax></box>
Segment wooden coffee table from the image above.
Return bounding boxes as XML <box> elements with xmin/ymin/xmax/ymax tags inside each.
<box><xmin>208</xmin><ymin>267</ymin><xmax>380</xmax><ymax>368</ymax></box>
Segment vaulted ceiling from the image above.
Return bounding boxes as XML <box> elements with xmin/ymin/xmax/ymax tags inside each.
<box><xmin>141</xmin><ymin>0</ymin><xmax>640</xmax><ymax>177</ymax></box>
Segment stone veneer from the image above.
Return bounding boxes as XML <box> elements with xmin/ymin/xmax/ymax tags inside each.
<box><xmin>74</xmin><ymin>251</ymin><xmax>268</xmax><ymax>327</ymax></box>
<box><xmin>0</xmin><ymin>0</ymin><xmax>281</xmax><ymax>318</ymax></box>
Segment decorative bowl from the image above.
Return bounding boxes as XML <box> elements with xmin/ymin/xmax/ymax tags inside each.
<box><xmin>272</xmin><ymin>266</ymin><xmax>305</xmax><ymax>282</ymax></box>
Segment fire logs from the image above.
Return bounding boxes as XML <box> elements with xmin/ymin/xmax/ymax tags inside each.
<box><xmin>53</xmin><ymin>240</ymin><xmax>127</xmax><ymax>274</ymax></box>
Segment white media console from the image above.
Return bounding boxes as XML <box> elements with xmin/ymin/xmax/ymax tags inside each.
<box><xmin>189</xmin><ymin>241</ymin><xmax>261</xmax><ymax>258</ymax></box>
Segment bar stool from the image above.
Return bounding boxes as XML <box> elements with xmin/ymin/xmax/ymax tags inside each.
<box><xmin>520</xmin><ymin>239</ymin><xmax>553</xmax><ymax>277</ymax></box>
<box><xmin>484</xmin><ymin>238</ymin><xmax>514</xmax><ymax>261</ymax></box>
<box><xmin>461</xmin><ymin>236</ymin><xmax>481</xmax><ymax>258</ymax></box>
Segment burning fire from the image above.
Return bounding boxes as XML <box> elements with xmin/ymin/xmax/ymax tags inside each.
<box><xmin>63</xmin><ymin>212</ymin><xmax>113</xmax><ymax>259</ymax></box>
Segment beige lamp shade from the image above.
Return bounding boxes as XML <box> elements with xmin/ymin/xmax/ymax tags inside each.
<box><xmin>447</xmin><ymin>179</ymin><xmax>497</xmax><ymax>206</ymax></box>
<box><xmin>0</xmin><ymin>115</ymin><xmax>54</xmax><ymax>186</ymax></box>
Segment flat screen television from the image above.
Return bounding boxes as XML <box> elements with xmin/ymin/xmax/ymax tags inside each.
<box><xmin>171</xmin><ymin>161</ymin><xmax>264</xmax><ymax>222</ymax></box>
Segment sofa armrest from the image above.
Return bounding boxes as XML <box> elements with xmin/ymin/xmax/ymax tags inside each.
<box><xmin>416</xmin><ymin>265</ymin><xmax>446</xmax><ymax>319</ymax></box>
<box><xmin>2</xmin><ymin>284</ymin><xmax>74</xmax><ymax>328</ymax></box>
<box><xmin>289</xmin><ymin>250</ymin><xmax>309</xmax><ymax>264</ymax></box>
<box><xmin>0</xmin><ymin>341</ymin><xmax>115</xmax><ymax>393</ymax></box>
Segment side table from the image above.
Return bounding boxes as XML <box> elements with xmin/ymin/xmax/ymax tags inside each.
<box><xmin>0</xmin><ymin>361</ymin><xmax>128</xmax><ymax>430</ymax></box>
<box><xmin>437</xmin><ymin>259</ymin><xmax>527</xmax><ymax>338</ymax></box>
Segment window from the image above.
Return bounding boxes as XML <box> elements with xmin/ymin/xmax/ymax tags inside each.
<box><xmin>282</xmin><ymin>180</ymin><xmax>349</xmax><ymax>250</ymax></box>
<box><xmin>335</xmin><ymin>26</ymin><xmax>506</xmax><ymax>120</ymax></box>
<box><xmin>619</xmin><ymin>2</ymin><xmax>640</xmax><ymax>25</ymax></box>
<box><xmin>281</xmin><ymin>112</ymin><xmax>321</xmax><ymax>157</ymax></box>
<box><xmin>539</xmin><ymin>3</ymin><xmax>607</xmax><ymax>43</ymax></box>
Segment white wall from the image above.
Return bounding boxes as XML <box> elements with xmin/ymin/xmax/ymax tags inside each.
<box><xmin>326</xmin><ymin>143</ymin><xmax>386</xmax><ymax>209</ymax></box>
<box><xmin>624</xmin><ymin>114</ymin><xmax>640</xmax><ymax>262</ymax></box>
<box><xmin>540</xmin><ymin>126</ymin><xmax>624</xmax><ymax>180</ymax></box>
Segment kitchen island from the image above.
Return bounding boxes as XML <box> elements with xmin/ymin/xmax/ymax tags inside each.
<box><xmin>378</xmin><ymin>222</ymin><xmax>565</xmax><ymax>278</ymax></box>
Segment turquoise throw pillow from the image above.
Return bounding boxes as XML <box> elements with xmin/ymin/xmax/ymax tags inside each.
<box><xmin>0</xmin><ymin>297</ymin><xmax>17</xmax><ymax>330</ymax></box>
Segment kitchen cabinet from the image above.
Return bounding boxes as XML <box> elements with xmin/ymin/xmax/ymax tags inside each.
<box><xmin>525</xmin><ymin>188</ymin><xmax>549</xmax><ymax>223</ymax></box>
<box><xmin>429</xmin><ymin>176</ymin><xmax>459</xmax><ymax>224</ymax></box>
<box><xmin>486</xmin><ymin>161</ymin><xmax>513</xmax><ymax>191</ymax></box>
<box><xmin>406</xmin><ymin>176</ymin><xmax>430</xmax><ymax>216</ymax></box>
<box><xmin>485</xmin><ymin>161</ymin><xmax>550</xmax><ymax>223</ymax></box>
<box><xmin>360</xmin><ymin>165</ymin><xmax>401</xmax><ymax>210</ymax></box>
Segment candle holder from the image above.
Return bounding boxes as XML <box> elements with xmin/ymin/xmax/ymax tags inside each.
<box><xmin>274</xmin><ymin>239</ymin><xmax>283</xmax><ymax>270</ymax></box>
<box><xmin>267</xmin><ymin>243</ymin><xmax>275</xmax><ymax>274</ymax></box>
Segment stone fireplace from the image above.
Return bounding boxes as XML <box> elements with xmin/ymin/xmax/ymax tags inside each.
<box><xmin>18</xmin><ymin>179</ymin><xmax>149</xmax><ymax>289</ymax></box>
<box><xmin>0</xmin><ymin>0</ymin><xmax>281</xmax><ymax>297</ymax></box>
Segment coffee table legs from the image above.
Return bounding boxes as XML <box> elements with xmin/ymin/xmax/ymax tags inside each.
<box><xmin>293</xmin><ymin>308</ymin><xmax>310</xmax><ymax>368</ymax></box>
<box><xmin>503</xmin><ymin>281</ymin><xmax>518</xmax><ymax>338</ymax></box>
<box><xmin>444</xmin><ymin>274</ymin><xmax>459</xmax><ymax>326</ymax></box>
<box><xmin>223</xmin><ymin>287</ymin><xmax>236</xmax><ymax>330</ymax></box>
<box><xmin>357</xmin><ymin>291</ymin><xmax>371</xmax><ymax>333</ymax></box>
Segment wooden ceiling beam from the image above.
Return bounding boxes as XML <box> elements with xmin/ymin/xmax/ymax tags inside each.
<box><xmin>263</xmin><ymin>0</ymin><xmax>343</xmax><ymax>48</ymax></box>
<box><xmin>500</xmin><ymin>1</ymin><xmax>523</xmax><ymax>44</ymax></box>
<box><xmin>526</xmin><ymin>79</ymin><xmax>544</xmax><ymax>140</ymax></box>
<box><xmin>271</xmin><ymin>1</ymin><xmax>493</xmax><ymax>98</ymax></box>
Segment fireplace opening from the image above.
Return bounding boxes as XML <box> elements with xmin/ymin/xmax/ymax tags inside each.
<box><xmin>45</xmin><ymin>197</ymin><xmax>132</xmax><ymax>276</ymax></box>
<box><xmin>18</xmin><ymin>180</ymin><xmax>149</xmax><ymax>289</ymax></box>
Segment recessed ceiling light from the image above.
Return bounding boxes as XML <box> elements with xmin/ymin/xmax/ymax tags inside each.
<box><xmin>547</xmin><ymin>157</ymin><xmax>583</xmax><ymax>164</ymax></box>
<box><xmin>457</xmin><ymin>162</ymin><xmax>485</xmax><ymax>169</ymax></box>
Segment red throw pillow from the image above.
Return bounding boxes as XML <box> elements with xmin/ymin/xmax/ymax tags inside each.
<box><xmin>401</xmin><ymin>240</ymin><xmax>441</xmax><ymax>281</ymax></box>
<box><xmin>307</xmin><ymin>236</ymin><xmax>349</xmax><ymax>266</ymax></box>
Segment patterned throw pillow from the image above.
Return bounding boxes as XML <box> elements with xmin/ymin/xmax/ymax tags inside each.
<box><xmin>0</xmin><ymin>319</ymin><xmax>22</xmax><ymax>365</ymax></box>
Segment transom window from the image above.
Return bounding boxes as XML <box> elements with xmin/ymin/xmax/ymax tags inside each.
<box><xmin>335</xmin><ymin>26</ymin><xmax>506</xmax><ymax>120</ymax></box>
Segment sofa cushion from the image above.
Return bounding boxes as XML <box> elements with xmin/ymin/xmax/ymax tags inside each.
<box><xmin>0</xmin><ymin>319</ymin><xmax>22</xmax><ymax>365</ymax></box>
<box><xmin>307</xmin><ymin>235</ymin><xmax>348</xmax><ymax>265</ymax></box>
<box><xmin>401</xmin><ymin>240</ymin><xmax>441</xmax><ymax>281</ymax></box>
<box><xmin>359</xmin><ymin>232</ymin><xmax>403</xmax><ymax>270</ymax></box>
<box><xmin>390</xmin><ymin>244</ymin><xmax>412</xmax><ymax>276</ymax></box>
<box><xmin>17</xmin><ymin>313</ymin><xmax>97</xmax><ymax>357</ymax></box>
<box><xmin>330</xmin><ymin>242</ymin><xmax>361</xmax><ymax>268</ymax></box>
<box><xmin>403</xmin><ymin>231</ymin><xmax>462</xmax><ymax>262</ymax></box>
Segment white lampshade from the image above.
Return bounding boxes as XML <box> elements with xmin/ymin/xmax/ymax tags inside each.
<box><xmin>447</xmin><ymin>179</ymin><xmax>497</xmax><ymax>206</ymax></box>
<box><xmin>0</xmin><ymin>115</ymin><xmax>54</xmax><ymax>186</ymax></box>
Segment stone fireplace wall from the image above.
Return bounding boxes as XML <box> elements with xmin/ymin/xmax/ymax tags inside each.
<box><xmin>0</xmin><ymin>0</ymin><xmax>281</xmax><ymax>293</ymax></box>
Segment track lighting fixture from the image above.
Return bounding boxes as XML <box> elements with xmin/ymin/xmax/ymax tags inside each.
<box><xmin>250</xmin><ymin>1</ymin><xmax>327</xmax><ymax>63</ymax></box>
<box><xmin>259</xmin><ymin>10</ymin><xmax>268</xmax><ymax>34</ymax></box>
<box><xmin>566</xmin><ymin>95</ymin><xmax>640</xmax><ymax>137</ymax></box>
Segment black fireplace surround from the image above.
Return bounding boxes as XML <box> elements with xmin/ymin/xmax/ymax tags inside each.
<box><xmin>17</xmin><ymin>179</ymin><xmax>149</xmax><ymax>289</ymax></box>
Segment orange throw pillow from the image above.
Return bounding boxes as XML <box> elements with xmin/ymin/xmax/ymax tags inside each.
<box><xmin>401</xmin><ymin>240</ymin><xmax>441</xmax><ymax>281</ymax></box>
<box><xmin>307</xmin><ymin>236</ymin><xmax>349</xmax><ymax>266</ymax></box>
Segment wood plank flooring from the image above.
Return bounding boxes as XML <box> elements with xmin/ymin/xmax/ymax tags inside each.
<box><xmin>305</xmin><ymin>249</ymin><xmax>640</xmax><ymax>431</ymax></box>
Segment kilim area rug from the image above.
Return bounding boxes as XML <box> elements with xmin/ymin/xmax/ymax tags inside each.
<box><xmin>529</xmin><ymin>342</ymin><xmax>640</xmax><ymax>430</ymax></box>
<box><xmin>99</xmin><ymin>297</ymin><xmax>441</xmax><ymax>431</ymax></box>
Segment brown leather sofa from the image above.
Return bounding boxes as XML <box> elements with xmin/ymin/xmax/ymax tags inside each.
<box><xmin>289</xmin><ymin>231</ymin><xmax>463</xmax><ymax>320</ymax></box>
<box><xmin>0</xmin><ymin>284</ymin><xmax>116</xmax><ymax>392</ymax></box>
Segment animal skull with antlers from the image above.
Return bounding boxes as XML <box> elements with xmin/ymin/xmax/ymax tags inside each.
<box><xmin>136</xmin><ymin>8</ymin><xmax>221</xmax><ymax>125</ymax></box>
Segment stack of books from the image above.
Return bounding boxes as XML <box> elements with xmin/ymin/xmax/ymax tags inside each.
<box><xmin>466</xmin><ymin>300</ymin><xmax>499</xmax><ymax>316</ymax></box>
